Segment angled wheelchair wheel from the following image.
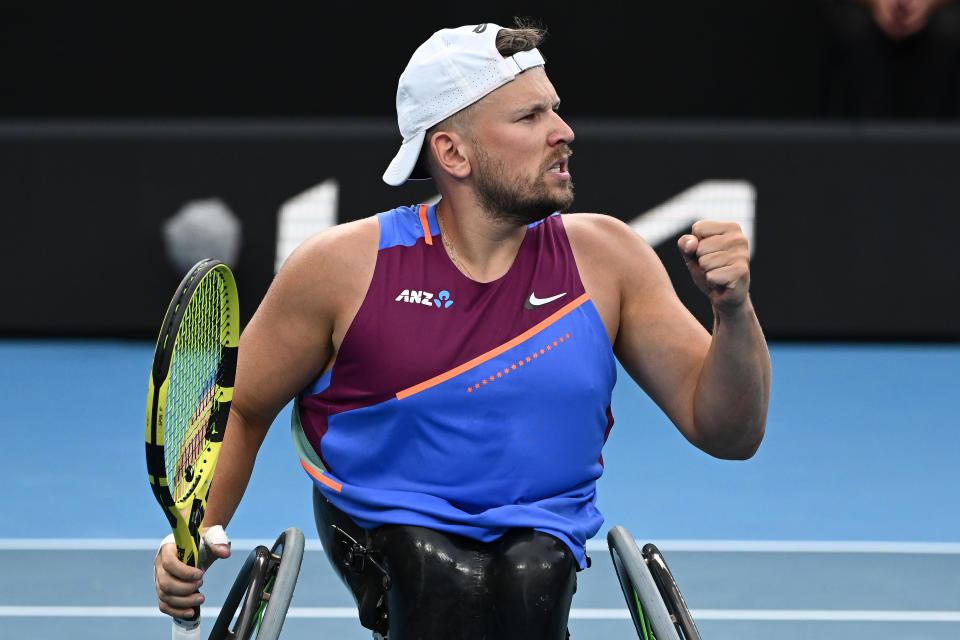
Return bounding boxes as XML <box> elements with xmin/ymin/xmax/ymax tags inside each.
<box><xmin>209</xmin><ymin>527</ymin><xmax>305</xmax><ymax>640</ymax></box>
<box><xmin>642</xmin><ymin>543</ymin><xmax>702</xmax><ymax>640</ymax></box>
<box><xmin>607</xmin><ymin>526</ymin><xmax>681</xmax><ymax>640</ymax></box>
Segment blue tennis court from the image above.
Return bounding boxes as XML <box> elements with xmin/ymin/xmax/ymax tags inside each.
<box><xmin>1</xmin><ymin>339</ymin><xmax>957</xmax><ymax>639</ymax></box>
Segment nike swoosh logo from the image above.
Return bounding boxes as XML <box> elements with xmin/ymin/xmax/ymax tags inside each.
<box><xmin>525</xmin><ymin>291</ymin><xmax>567</xmax><ymax>309</ymax></box>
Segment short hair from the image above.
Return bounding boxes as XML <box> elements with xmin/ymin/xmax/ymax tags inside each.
<box><xmin>416</xmin><ymin>20</ymin><xmax>547</xmax><ymax>179</ymax></box>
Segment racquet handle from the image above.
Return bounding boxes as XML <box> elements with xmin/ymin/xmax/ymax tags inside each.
<box><xmin>172</xmin><ymin>615</ymin><xmax>201</xmax><ymax>639</ymax></box>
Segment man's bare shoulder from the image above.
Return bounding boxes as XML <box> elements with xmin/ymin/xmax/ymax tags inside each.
<box><xmin>285</xmin><ymin>216</ymin><xmax>378</xmax><ymax>266</ymax></box>
<box><xmin>270</xmin><ymin>216</ymin><xmax>379</xmax><ymax>305</ymax></box>
<box><xmin>561</xmin><ymin>212</ymin><xmax>661</xmax><ymax>270</ymax></box>
<box><xmin>279</xmin><ymin>216</ymin><xmax>377</xmax><ymax>275</ymax></box>
<box><xmin>563</xmin><ymin>212</ymin><xmax>641</xmax><ymax>242</ymax></box>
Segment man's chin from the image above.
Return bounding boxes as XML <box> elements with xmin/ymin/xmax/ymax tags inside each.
<box><xmin>510</xmin><ymin>197</ymin><xmax>574</xmax><ymax>225</ymax></box>
<box><xmin>552</xmin><ymin>184</ymin><xmax>575</xmax><ymax>214</ymax></box>
<box><xmin>475</xmin><ymin>171</ymin><xmax>575</xmax><ymax>225</ymax></box>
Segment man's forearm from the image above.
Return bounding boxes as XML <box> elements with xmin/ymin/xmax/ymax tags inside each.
<box><xmin>203</xmin><ymin>407</ymin><xmax>270</xmax><ymax>529</ymax></box>
<box><xmin>691</xmin><ymin>298</ymin><xmax>771</xmax><ymax>459</ymax></box>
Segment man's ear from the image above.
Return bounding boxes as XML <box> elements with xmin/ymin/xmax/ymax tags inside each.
<box><xmin>429</xmin><ymin>131</ymin><xmax>472</xmax><ymax>180</ymax></box>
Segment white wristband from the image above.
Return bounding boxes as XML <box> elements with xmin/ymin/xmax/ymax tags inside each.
<box><xmin>157</xmin><ymin>533</ymin><xmax>176</xmax><ymax>559</ymax></box>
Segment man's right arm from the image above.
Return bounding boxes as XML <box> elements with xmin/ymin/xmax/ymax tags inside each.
<box><xmin>154</xmin><ymin>217</ymin><xmax>379</xmax><ymax>619</ymax></box>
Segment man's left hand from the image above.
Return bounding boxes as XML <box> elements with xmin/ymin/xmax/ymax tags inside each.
<box><xmin>678</xmin><ymin>221</ymin><xmax>751</xmax><ymax>313</ymax></box>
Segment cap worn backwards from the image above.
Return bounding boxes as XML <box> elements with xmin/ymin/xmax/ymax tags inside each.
<box><xmin>382</xmin><ymin>23</ymin><xmax>546</xmax><ymax>186</ymax></box>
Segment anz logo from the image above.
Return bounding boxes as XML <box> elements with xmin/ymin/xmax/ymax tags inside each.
<box><xmin>395</xmin><ymin>289</ymin><xmax>454</xmax><ymax>309</ymax></box>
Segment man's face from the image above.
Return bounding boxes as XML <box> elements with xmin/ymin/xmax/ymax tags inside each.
<box><xmin>466</xmin><ymin>67</ymin><xmax>575</xmax><ymax>226</ymax></box>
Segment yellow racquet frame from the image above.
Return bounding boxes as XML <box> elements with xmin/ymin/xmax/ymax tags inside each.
<box><xmin>145</xmin><ymin>259</ymin><xmax>239</xmax><ymax>569</ymax></box>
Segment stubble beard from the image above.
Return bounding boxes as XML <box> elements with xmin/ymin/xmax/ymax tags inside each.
<box><xmin>472</xmin><ymin>145</ymin><xmax>575</xmax><ymax>227</ymax></box>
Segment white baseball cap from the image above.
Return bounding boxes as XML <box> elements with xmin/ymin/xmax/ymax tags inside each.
<box><xmin>382</xmin><ymin>23</ymin><xmax>546</xmax><ymax>186</ymax></box>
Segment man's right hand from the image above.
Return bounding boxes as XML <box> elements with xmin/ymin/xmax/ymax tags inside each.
<box><xmin>154</xmin><ymin>527</ymin><xmax>231</xmax><ymax>619</ymax></box>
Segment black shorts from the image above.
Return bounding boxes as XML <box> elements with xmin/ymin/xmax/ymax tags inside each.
<box><xmin>313</xmin><ymin>487</ymin><xmax>578</xmax><ymax>639</ymax></box>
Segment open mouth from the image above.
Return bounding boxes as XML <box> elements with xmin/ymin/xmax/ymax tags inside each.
<box><xmin>546</xmin><ymin>157</ymin><xmax>568</xmax><ymax>174</ymax></box>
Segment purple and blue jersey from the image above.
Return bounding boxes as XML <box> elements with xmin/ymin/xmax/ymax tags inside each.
<box><xmin>292</xmin><ymin>202</ymin><xmax>616</xmax><ymax>568</ymax></box>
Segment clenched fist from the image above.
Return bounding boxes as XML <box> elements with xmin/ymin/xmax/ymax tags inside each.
<box><xmin>678</xmin><ymin>221</ymin><xmax>751</xmax><ymax>313</ymax></box>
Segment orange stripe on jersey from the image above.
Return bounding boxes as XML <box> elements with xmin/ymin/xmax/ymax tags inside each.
<box><xmin>396</xmin><ymin>292</ymin><xmax>590</xmax><ymax>400</ymax></box>
<box><xmin>300</xmin><ymin>458</ymin><xmax>342</xmax><ymax>492</ymax></box>
<box><xmin>418</xmin><ymin>204</ymin><xmax>433</xmax><ymax>245</ymax></box>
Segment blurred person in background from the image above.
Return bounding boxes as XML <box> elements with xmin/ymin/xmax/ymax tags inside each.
<box><xmin>822</xmin><ymin>0</ymin><xmax>960</xmax><ymax>117</ymax></box>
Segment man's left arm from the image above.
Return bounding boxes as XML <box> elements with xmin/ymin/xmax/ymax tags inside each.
<box><xmin>674</xmin><ymin>221</ymin><xmax>771</xmax><ymax>458</ymax></box>
<box><xmin>569</xmin><ymin>214</ymin><xmax>770</xmax><ymax>460</ymax></box>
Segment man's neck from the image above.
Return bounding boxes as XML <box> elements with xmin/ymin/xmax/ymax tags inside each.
<box><xmin>435</xmin><ymin>197</ymin><xmax>527</xmax><ymax>283</ymax></box>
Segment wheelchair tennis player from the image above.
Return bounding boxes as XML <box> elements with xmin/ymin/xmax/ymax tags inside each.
<box><xmin>154</xmin><ymin>19</ymin><xmax>769</xmax><ymax>639</ymax></box>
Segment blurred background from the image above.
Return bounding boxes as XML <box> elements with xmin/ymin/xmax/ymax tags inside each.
<box><xmin>1</xmin><ymin>0</ymin><xmax>958</xmax><ymax>339</ymax></box>
<box><xmin>1</xmin><ymin>2</ymin><xmax>958</xmax><ymax>639</ymax></box>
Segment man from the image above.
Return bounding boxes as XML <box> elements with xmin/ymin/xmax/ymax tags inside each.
<box><xmin>154</xmin><ymin>21</ymin><xmax>770</xmax><ymax>639</ymax></box>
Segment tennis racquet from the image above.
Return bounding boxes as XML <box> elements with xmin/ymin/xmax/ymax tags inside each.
<box><xmin>608</xmin><ymin>526</ymin><xmax>702</xmax><ymax>640</ymax></box>
<box><xmin>209</xmin><ymin>527</ymin><xmax>305</xmax><ymax>640</ymax></box>
<box><xmin>145</xmin><ymin>259</ymin><xmax>240</xmax><ymax>637</ymax></box>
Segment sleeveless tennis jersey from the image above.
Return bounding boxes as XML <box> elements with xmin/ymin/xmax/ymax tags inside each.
<box><xmin>293</xmin><ymin>202</ymin><xmax>616</xmax><ymax>568</ymax></box>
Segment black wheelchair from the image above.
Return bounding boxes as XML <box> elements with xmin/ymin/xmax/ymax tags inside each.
<box><xmin>207</xmin><ymin>524</ymin><xmax>701</xmax><ymax>640</ymax></box>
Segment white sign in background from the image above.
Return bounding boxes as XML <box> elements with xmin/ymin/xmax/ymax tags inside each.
<box><xmin>273</xmin><ymin>179</ymin><xmax>756</xmax><ymax>271</ymax></box>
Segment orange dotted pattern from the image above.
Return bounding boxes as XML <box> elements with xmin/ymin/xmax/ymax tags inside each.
<box><xmin>466</xmin><ymin>333</ymin><xmax>571</xmax><ymax>393</ymax></box>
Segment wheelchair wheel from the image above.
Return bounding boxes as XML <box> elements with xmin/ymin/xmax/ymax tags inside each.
<box><xmin>209</xmin><ymin>527</ymin><xmax>305</xmax><ymax>640</ymax></box>
<box><xmin>607</xmin><ymin>526</ymin><xmax>680</xmax><ymax>640</ymax></box>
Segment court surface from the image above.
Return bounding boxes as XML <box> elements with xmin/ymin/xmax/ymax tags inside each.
<box><xmin>1</xmin><ymin>340</ymin><xmax>958</xmax><ymax>639</ymax></box>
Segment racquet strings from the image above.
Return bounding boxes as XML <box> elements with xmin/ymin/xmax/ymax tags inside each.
<box><xmin>166</xmin><ymin>270</ymin><xmax>228</xmax><ymax>502</ymax></box>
